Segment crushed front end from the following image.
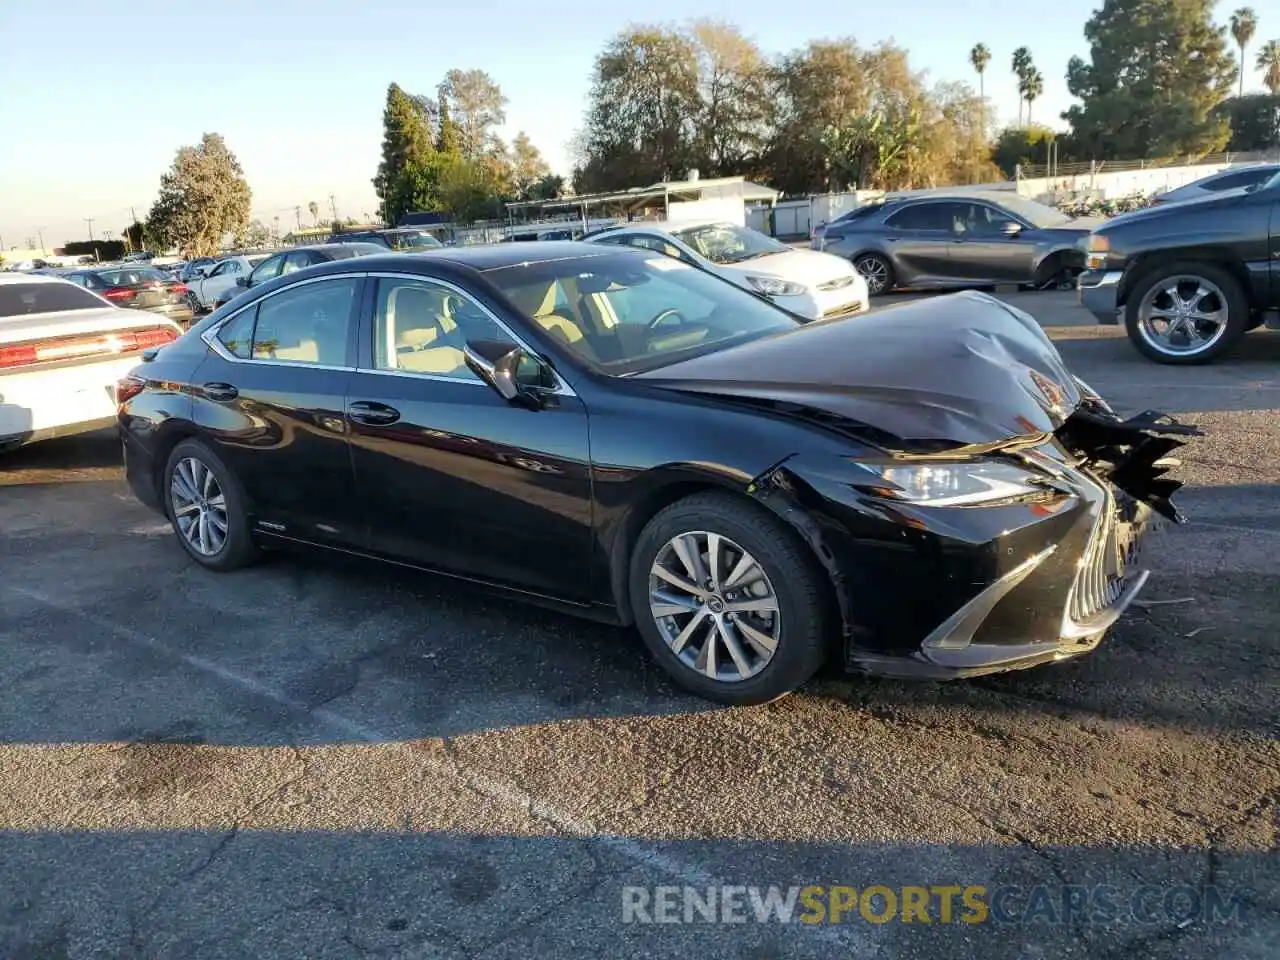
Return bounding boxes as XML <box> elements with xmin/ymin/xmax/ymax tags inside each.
<box><xmin>842</xmin><ymin>399</ymin><xmax>1199</xmax><ymax>679</ymax></box>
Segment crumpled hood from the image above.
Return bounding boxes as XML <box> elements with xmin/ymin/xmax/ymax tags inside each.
<box><xmin>634</xmin><ymin>290</ymin><xmax>1082</xmax><ymax>452</ymax></box>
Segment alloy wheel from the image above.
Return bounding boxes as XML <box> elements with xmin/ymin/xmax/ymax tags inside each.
<box><xmin>647</xmin><ymin>531</ymin><xmax>780</xmax><ymax>683</ymax></box>
<box><xmin>1135</xmin><ymin>275</ymin><xmax>1230</xmax><ymax>358</ymax></box>
<box><xmin>854</xmin><ymin>256</ymin><xmax>890</xmax><ymax>295</ymax></box>
<box><xmin>170</xmin><ymin>456</ymin><xmax>229</xmax><ymax>557</ymax></box>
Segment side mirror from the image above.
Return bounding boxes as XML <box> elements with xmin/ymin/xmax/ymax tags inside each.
<box><xmin>464</xmin><ymin>340</ymin><xmax>533</xmax><ymax>405</ymax></box>
<box><xmin>235</xmin><ymin>276</ymin><xmax>248</xmax><ymax>287</ymax></box>
<box><xmin>1001</xmin><ymin>221</ymin><xmax>1023</xmax><ymax>236</ymax></box>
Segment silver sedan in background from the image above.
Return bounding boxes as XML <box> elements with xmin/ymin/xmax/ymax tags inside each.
<box><xmin>815</xmin><ymin>191</ymin><xmax>1099</xmax><ymax>295</ymax></box>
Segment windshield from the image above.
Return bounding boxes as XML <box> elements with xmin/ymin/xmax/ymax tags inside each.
<box><xmin>0</xmin><ymin>281</ymin><xmax>107</xmax><ymax>317</ymax></box>
<box><xmin>671</xmin><ymin>223</ymin><xmax>789</xmax><ymax>264</ymax></box>
<box><xmin>486</xmin><ymin>250</ymin><xmax>801</xmax><ymax>375</ymax></box>
<box><xmin>993</xmin><ymin>194</ymin><xmax>1072</xmax><ymax>228</ymax></box>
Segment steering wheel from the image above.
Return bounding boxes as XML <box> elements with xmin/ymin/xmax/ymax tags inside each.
<box><xmin>648</xmin><ymin>308</ymin><xmax>688</xmax><ymax>330</ymax></box>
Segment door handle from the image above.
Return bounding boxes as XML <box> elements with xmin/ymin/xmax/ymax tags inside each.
<box><xmin>203</xmin><ymin>382</ymin><xmax>238</xmax><ymax>402</ymax></box>
<box><xmin>347</xmin><ymin>401</ymin><xmax>401</xmax><ymax>425</ymax></box>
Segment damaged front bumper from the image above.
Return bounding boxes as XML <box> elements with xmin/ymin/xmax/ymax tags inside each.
<box><xmin>858</xmin><ymin>404</ymin><xmax>1198</xmax><ymax>679</ymax></box>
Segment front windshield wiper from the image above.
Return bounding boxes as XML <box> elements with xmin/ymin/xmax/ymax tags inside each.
<box><xmin>721</xmin><ymin>250</ymin><xmax>775</xmax><ymax>263</ymax></box>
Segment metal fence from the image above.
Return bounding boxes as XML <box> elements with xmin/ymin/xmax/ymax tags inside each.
<box><xmin>1017</xmin><ymin>149</ymin><xmax>1280</xmax><ymax>180</ymax></box>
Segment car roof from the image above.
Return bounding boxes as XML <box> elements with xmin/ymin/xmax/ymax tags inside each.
<box><xmin>417</xmin><ymin>241</ymin><xmax>621</xmax><ymax>271</ymax></box>
<box><xmin>266</xmin><ymin>242</ymin><xmax>621</xmax><ymax>277</ymax></box>
<box><xmin>0</xmin><ymin>272</ymin><xmax>70</xmax><ymax>285</ymax></box>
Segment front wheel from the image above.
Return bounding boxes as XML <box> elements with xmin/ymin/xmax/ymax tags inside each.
<box><xmin>628</xmin><ymin>493</ymin><xmax>831</xmax><ymax>705</ymax></box>
<box><xmin>1124</xmin><ymin>262</ymin><xmax>1249</xmax><ymax>365</ymax></box>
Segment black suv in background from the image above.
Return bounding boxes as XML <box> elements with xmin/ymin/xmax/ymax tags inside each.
<box><xmin>327</xmin><ymin>228</ymin><xmax>444</xmax><ymax>251</ymax></box>
<box><xmin>1078</xmin><ymin>175</ymin><xmax>1280</xmax><ymax>365</ymax></box>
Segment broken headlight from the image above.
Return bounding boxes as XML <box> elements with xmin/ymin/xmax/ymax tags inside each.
<box><xmin>858</xmin><ymin>461</ymin><xmax>1047</xmax><ymax>507</ymax></box>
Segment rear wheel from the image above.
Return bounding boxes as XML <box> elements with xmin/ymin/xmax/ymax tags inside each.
<box><xmin>1124</xmin><ymin>261</ymin><xmax>1249</xmax><ymax>365</ymax></box>
<box><xmin>853</xmin><ymin>253</ymin><xmax>895</xmax><ymax>296</ymax></box>
<box><xmin>628</xmin><ymin>493</ymin><xmax>831</xmax><ymax>705</ymax></box>
<box><xmin>163</xmin><ymin>439</ymin><xmax>258</xmax><ymax>571</ymax></box>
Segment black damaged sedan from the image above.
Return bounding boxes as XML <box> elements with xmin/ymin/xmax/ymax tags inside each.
<box><xmin>117</xmin><ymin>242</ymin><xmax>1196</xmax><ymax>705</ymax></box>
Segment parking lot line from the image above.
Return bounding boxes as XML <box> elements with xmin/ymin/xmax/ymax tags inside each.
<box><xmin>2</xmin><ymin>581</ymin><xmax>874</xmax><ymax>952</ymax></box>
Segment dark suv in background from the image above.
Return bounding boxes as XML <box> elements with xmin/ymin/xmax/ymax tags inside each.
<box><xmin>327</xmin><ymin>228</ymin><xmax>444</xmax><ymax>251</ymax></box>
<box><xmin>1078</xmin><ymin>171</ymin><xmax>1280</xmax><ymax>365</ymax></box>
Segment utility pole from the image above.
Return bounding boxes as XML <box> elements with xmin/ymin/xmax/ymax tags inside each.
<box><xmin>329</xmin><ymin>194</ymin><xmax>338</xmax><ymax>223</ymax></box>
<box><xmin>36</xmin><ymin>227</ymin><xmax>45</xmax><ymax>253</ymax></box>
<box><xmin>83</xmin><ymin>217</ymin><xmax>95</xmax><ymax>241</ymax></box>
<box><xmin>295</xmin><ymin>205</ymin><xmax>302</xmax><ymax>229</ymax></box>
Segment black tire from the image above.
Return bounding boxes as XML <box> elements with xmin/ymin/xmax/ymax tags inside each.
<box><xmin>1123</xmin><ymin>261</ymin><xmax>1249</xmax><ymax>365</ymax></box>
<box><xmin>628</xmin><ymin>492</ymin><xmax>831</xmax><ymax>706</ymax></box>
<box><xmin>853</xmin><ymin>253</ymin><xmax>895</xmax><ymax>296</ymax></box>
<box><xmin>162</xmin><ymin>438</ymin><xmax>258</xmax><ymax>571</ymax></box>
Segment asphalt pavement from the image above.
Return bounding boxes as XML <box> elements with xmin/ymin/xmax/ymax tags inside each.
<box><xmin>0</xmin><ymin>290</ymin><xmax>1277</xmax><ymax>959</ymax></box>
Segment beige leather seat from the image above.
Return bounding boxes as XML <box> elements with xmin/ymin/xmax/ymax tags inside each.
<box><xmin>397</xmin><ymin>345</ymin><xmax>468</xmax><ymax>376</ymax></box>
<box><xmin>506</xmin><ymin>282</ymin><xmax>598</xmax><ymax>362</ymax></box>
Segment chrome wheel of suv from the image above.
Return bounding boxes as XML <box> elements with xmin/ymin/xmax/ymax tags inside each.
<box><xmin>1135</xmin><ymin>275</ymin><xmax>1230</xmax><ymax>358</ymax></box>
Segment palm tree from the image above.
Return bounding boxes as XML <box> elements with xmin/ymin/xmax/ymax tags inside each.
<box><xmin>1257</xmin><ymin>39</ymin><xmax>1280</xmax><ymax>94</ymax></box>
<box><xmin>970</xmin><ymin>43</ymin><xmax>992</xmax><ymax>99</ymax></box>
<box><xmin>308</xmin><ymin>200</ymin><xmax>320</xmax><ymax>227</ymax></box>
<box><xmin>1021</xmin><ymin>67</ymin><xmax>1045</xmax><ymax>124</ymax></box>
<box><xmin>1232</xmin><ymin>8</ymin><xmax>1259</xmax><ymax>97</ymax></box>
<box><xmin>1011</xmin><ymin>47</ymin><xmax>1032</xmax><ymax>126</ymax></box>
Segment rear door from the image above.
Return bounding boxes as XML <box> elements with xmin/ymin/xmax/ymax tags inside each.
<box><xmin>880</xmin><ymin>202</ymin><xmax>956</xmax><ymax>279</ymax></box>
<box><xmin>190</xmin><ymin>274</ymin><xmax>366</xmax><ymax>547</ymax></box>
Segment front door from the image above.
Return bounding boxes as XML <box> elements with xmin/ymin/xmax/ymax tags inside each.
<box><xmin>190</xmin><ymin>275</ymin><xmax>365</xmax><ymax>547</ymax></box>
<box><xmin>945</xmin><ymin>202</ymin><xmax>1039</xmax><ymax>282</ymax></box>
<box><xmin>345</xmin><ymin>273</ymin><xmax>595</xmax><ymax>601</ymax></box>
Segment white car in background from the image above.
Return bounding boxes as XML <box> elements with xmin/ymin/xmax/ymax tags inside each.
<box><xmin>0</xmin><ymin>274</ymin><xmax>183</xmax><ymax>452</ymax></box>
<box><xmin>184</xmin><ymin>254</ymin><xmax>270</xmax><ymax>312</ymax></box>
<box><xmin>584</xmin><ymin>221</ymin><xmax>870</xmax><ymax>319</ymax></box>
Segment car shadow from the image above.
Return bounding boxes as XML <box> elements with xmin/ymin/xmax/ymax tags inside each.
<box><xmin>1</xmin><ymin>479</ymin><xmax>1275</xmax><ymax>744</ymax></box>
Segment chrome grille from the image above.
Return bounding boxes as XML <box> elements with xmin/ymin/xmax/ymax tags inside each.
<box><xmin>817</xmin><ymin>276</ymin><xmax>855</xmax><ymax>292</ymax></box>
<box><xmin>822</xmin><ymin>301</ymin><xmax>864</xmax><ymax>319</ymax></box>
<box><xmin>1066</xmin><ymin>483</ymin><xmax>1143</xmax><ymax>625</ymax></box>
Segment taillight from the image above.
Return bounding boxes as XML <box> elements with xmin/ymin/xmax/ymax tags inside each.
<box><xmin>104</xmin><ymin>287</ymin><xmax>136</xmax><ymax>302</ymax></box>
<box><xmin>132</xmin><ymin>327</ymin><xmax>180</xmax><ymax>349</ymax></box>
<box><xmin>168</xmin><ymin>282</ymin><xmax>187</xmax><ymax>295</ymax></box>
<box><xmin>0</xmin><ymin>325</ymin><xmax>179</xmax><ymax>370</ymax></box>
<box><xmin>116</xmin><ymin>375</ymin><xmax>147</xmax><ymax>405</ymax></box>
<box><xmin>0</xmin><ymin>344</ymin><xmax>38</xmax><ymax>368</ymax></box>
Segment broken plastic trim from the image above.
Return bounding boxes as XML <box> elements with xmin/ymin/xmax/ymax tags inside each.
<box><xmin>1054</xmin><ymin>404</ymin><xmax>1202</xmax><ymax>524</ymax></box>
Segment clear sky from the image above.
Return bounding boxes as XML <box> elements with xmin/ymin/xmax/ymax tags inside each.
<box><xmin>0</xmin><ymin>0</ymin><xmax>1267</xmax><ymax>248</ymax></box>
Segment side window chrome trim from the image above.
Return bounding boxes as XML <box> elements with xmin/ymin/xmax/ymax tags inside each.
<box><xmin>363</xmin><ymin>271</ymin><xmax>578</xmax><ymax>398</ymax></box>
<box><xmin>200</xmin><ymin>271</ymin><xmax>366</xmax><ymax>370</ymax></box>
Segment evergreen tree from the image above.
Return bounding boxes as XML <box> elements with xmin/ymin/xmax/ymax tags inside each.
<box><xmin>373</xmin><ymin>83</ymin><xmax>436</xmax><ymax>224</ymax></box>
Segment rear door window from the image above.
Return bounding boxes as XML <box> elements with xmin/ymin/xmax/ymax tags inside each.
<box><xmin>884</xmin><ymin>202</ymin><xmax>952</xmax><ymax>231</ymax></box>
